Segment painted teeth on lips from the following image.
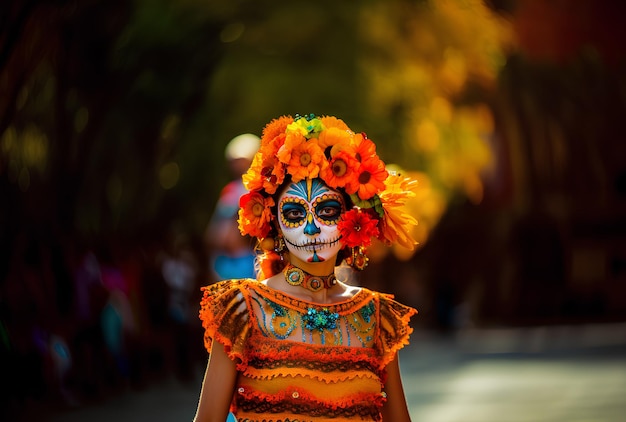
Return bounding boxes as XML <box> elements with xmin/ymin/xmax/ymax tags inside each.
<box><xmin>286</xmin><ymin>236</ymin><xmax>341</xmax><ymax>251</ymax></box>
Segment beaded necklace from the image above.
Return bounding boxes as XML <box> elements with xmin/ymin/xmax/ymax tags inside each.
<box><xmin>283</xmin><ymin>263</ymin><xmax>337</xmax><ymax>292</ymax></box>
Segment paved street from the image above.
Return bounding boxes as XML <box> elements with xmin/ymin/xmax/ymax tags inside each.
<box><xmin>32</xmin><ymin>323</ymin><xmax>626</xmax><ymax>422</ymax></box>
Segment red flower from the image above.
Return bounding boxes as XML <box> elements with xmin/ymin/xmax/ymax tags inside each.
<box><xmin>338</xmin><ymin>208</ymin><xmax>380</xmax><ymax>248</ymax></box>
<box><xmin>345</xmin><ymin>155</ymin><xmax>388</xmax><ymax>200</ymax></box>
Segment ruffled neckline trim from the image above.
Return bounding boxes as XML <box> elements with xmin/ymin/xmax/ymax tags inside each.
<box><xmin>245</xmin><ymin>279</ymin><xmax>377</xmax><ymax>314</ymax></box>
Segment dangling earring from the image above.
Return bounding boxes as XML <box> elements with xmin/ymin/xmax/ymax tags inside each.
<box><xmin>274</xmin><ymin>234</ymin><xmax>286</xmax><ymax>255</ymax></box>
<box><xmin>346</xmin><ymin>246</ymin><xmax>369</xmax><ymax>271</ymax></box>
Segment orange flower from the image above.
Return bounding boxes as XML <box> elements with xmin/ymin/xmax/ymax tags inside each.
<box><xmin>338</xmin><ymin>209</ymin><xmax>380</xmax><ymax>248</ymax></box>
<box><xmin>345</xmin><ymin>156</ymin><xmax>388</xmax><ymax>200</ymax></box>
<box><xmin>242</xmin><ymin>152</ymin><xmax>264</xmax><ymax>191</ymax></box>
<box><xmin>261</xmin><ymin>116</ymin><xmax>293</xmax><ymax>147</ymax></box>
<box><xmin>284</xmin><ymin>139</ymin><xmax>326</xmax><ymax>183</ymax></box>
<box><xmin>320</xmin><ymin>116</ymin><xmax>350</xmax><ymax>131</ymax></box>
<box><xmin>378</xmin><ymin>173</ymin><xmax>417</xmax><ymax>207</ymax></box>
<box><xmin>238</xmin><ymin>191</ymin><xmax>275</xmax><ymax>238</ymax></box>
<box><xmin>379</xmin><ymin>205</ymin><xmax>418</xmax><ymax>250</ymax></box>
<box><xmin>258</xmin><ymin>135</ymin><xmax>286</xmax><ymax>194</ymax></box>
<box><xmin>378</xmin><ymin>174</ymin><xmax>418</xmax><ymax>249</ymax></box>
<box><xmin>242</xmin><ymin>147</ymin><xmax>285</xmax><ymax>195</ymax></box>
<box><xmin>320</xmin><ymin>149</ymin><xmax>359</xmax><ymax>189</ymax></box>
<box><xmin>277</xmin><ymin>131</ymin><xmax>306</xmax><ymax>165</ymax></box>
<box><xmin>353</xmin><ymin>133</ymin><xmax>377</xmax><ymax>163</ymax></box>
<box><xmin>317</xmin><ymin>127</ymin><xmax>352</xmax><ymax>151</ymax></box>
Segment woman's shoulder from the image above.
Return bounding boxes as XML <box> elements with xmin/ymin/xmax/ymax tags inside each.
<box><xmin>202</xmin><ymin>278</ymin><xmax>257</xmax><ymax>296</ymax></box>
<box><xmin>200</xmin><ymin>279</ymin><xmax>257</xmax><ymax>322</ymax></box>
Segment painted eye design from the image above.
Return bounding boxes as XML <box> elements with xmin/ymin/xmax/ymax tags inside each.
<box><xmin>282</xmin><ymin>203</ymin><xmax>306</xmax><ymax>223</ymax></box>
<box><xmin>315</xmin><ymin>200</ymin><xmax>342</xmax><ymax>222</ymax></box>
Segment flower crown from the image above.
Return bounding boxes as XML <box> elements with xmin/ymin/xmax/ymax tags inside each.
<box><xmin>237</xmin><ymin>114</ymin><xmax>418</xmax><ymax>267</ymax></box>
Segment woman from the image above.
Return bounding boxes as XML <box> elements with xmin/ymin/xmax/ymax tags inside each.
<box><xmin>194</xmin><ymin>114</ymin><xmax>418</xmax><ymax>422</ymax></box>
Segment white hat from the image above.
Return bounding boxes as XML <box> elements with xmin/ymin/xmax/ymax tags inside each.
<box><xmin>224</xmin><ymin>133</ymin><xmax>260</xmax><ymax>161</ymax></box>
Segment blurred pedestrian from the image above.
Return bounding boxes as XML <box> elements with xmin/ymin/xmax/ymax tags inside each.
<box><xmin>204</xmin><ymin>133</ymin><xmax>260</xmax><ymax>281</ymax></box>
<box><xmin>194</xmin><ymin>114</ymin><xmax>418</xmax><ymax>421</ymax></box>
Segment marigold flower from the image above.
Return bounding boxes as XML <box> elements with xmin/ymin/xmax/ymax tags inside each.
<box><xmin>261</xmin><ymin>116</ymin><xmax>293</xmax><ymax>146</ymax></box>
<box><xmin>338</xmin><ymin>208</ymin><xmax>380</xmax><ymax>248</ymax></box>
<box><xmin>238</xmin><ymin>191</ymin><xmax>275</xmax><ymax>238</ymax></box>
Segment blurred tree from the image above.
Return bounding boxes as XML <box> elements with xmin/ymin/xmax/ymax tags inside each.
<box><xmin>0</xmin><ymin>0</ymin><xmax>225</xmax><ymax>260</ymax></box>
<box><xmin>357</xmin><ymin>0</ymin><xmax>513</xmax><ymax>255</ymax></box>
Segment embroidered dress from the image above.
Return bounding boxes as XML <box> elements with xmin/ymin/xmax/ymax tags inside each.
<box><xmin>199</xmin><ymin>279</ymin><xmax>417</xmax><ymax>422</ymax></box>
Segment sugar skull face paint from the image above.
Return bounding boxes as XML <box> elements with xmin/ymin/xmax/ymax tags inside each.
<box><xmin>278</xmin><ymin>178</ymin><xmax>344</xmax><ymax>263</ymax></box>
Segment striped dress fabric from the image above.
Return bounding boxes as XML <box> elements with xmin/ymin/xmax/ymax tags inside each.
<box><xmin>200</xmin><ymin>279</ymin><xmax>416</xmax><ymax>422</ymax></box>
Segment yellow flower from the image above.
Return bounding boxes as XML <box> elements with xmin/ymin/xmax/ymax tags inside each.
<box><xmin>320</xmin><ymin>116</ymin><xmax>350</xmax><ymax>131</ymax></box>
<box><xmin>317</xmin><ymin>126</ymin><xmax>353</xmax><ymax>152</ymax></box>
<box><xmin>286</xmin><ymin>116</ymin><xmax>325</xmax><ymax>139</ymax></box>
<box><xmin>378</xmin><ymin>174</ymin><xmax>419</xmax><ymax>249</ymax></box>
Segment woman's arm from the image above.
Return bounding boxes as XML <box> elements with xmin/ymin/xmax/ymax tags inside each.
<box><xmin>381</xmin><ymin>353</ymin><xmax>412</xmax><ymax>422</ymax></box>
<box><xmin>193</xmin><ymin>340</ymin><xmax>238</xmax><ymax>422</ymax></box>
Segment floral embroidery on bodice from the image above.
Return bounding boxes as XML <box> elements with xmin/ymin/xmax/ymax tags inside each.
<box><xmin>250</xmin><ymin>285</ymin><xmax>376</xmax><ymax>347</ymax></box>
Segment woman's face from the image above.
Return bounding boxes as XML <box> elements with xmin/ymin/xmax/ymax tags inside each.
<box><xmin>277</xmin><ymin>178</ymin><xmax>345</xmax><ymax>263</ymax></box>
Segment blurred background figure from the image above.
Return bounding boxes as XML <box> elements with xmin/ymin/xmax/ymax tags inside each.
<box><xmin>204</xmin><ymin>134</ymin><xmax>260</xmax><ymax>281</ymax></box>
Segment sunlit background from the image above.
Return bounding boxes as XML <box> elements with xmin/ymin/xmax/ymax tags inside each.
<box><xmin>2</xmin><ymin>0</ymin><xmax>626</xmax><ymax>421</ymax></box>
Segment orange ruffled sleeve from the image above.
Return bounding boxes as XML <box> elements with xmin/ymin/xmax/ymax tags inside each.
<box><xmin>199</xmin><ymin>279</ymin><xmax>252</xmax><ymax>370</ymax></box>
<box><xmin>377</xmin><ymin>293</ymin><xmax>417</xmax><ymax>369</ymax></box>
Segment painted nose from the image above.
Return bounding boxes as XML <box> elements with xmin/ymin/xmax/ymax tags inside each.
<box><xmin>304</xmin><ymin>213</ymin><xmax>321</xmax><ymax>236</ymax></box>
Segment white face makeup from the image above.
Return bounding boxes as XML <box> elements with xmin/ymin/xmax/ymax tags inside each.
<box><xmin>278</xmin><ymin>178</ymin><xmax>344</xmax><ymax>263</ymax></box>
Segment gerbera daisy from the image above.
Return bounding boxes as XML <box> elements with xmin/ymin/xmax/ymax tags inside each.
<box><xmin>352</xmin><ymin>133</ymin><xmax>377</xmax><ymax>163</ymax></box>
<box><xmin>345</xmin><ymin>156</ymin><xmax>388</xmax><ymax>200</ymax></box>
<box><xmin>284</xmin><ymin>139</ymin><xmax>326</xmax><ymax>183</ymax></box>
<box><xmin>338</xmin><ymin>208</ymin><xmax>380</xmax><ymax>248</ymax></box>
<box><xmin>317</xmin><ymin>127</ymin><xmax>352</xmax><ymax>152</ymax></box>
<box><xmin>237</xmin><ymin>191</ymin><xmax>275</xmax><ymax>238</ymax></box>
<box><xmin>320</xmin><ymin>149</ymin><xmax>359</xmax><ymax>189</ymax></box>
